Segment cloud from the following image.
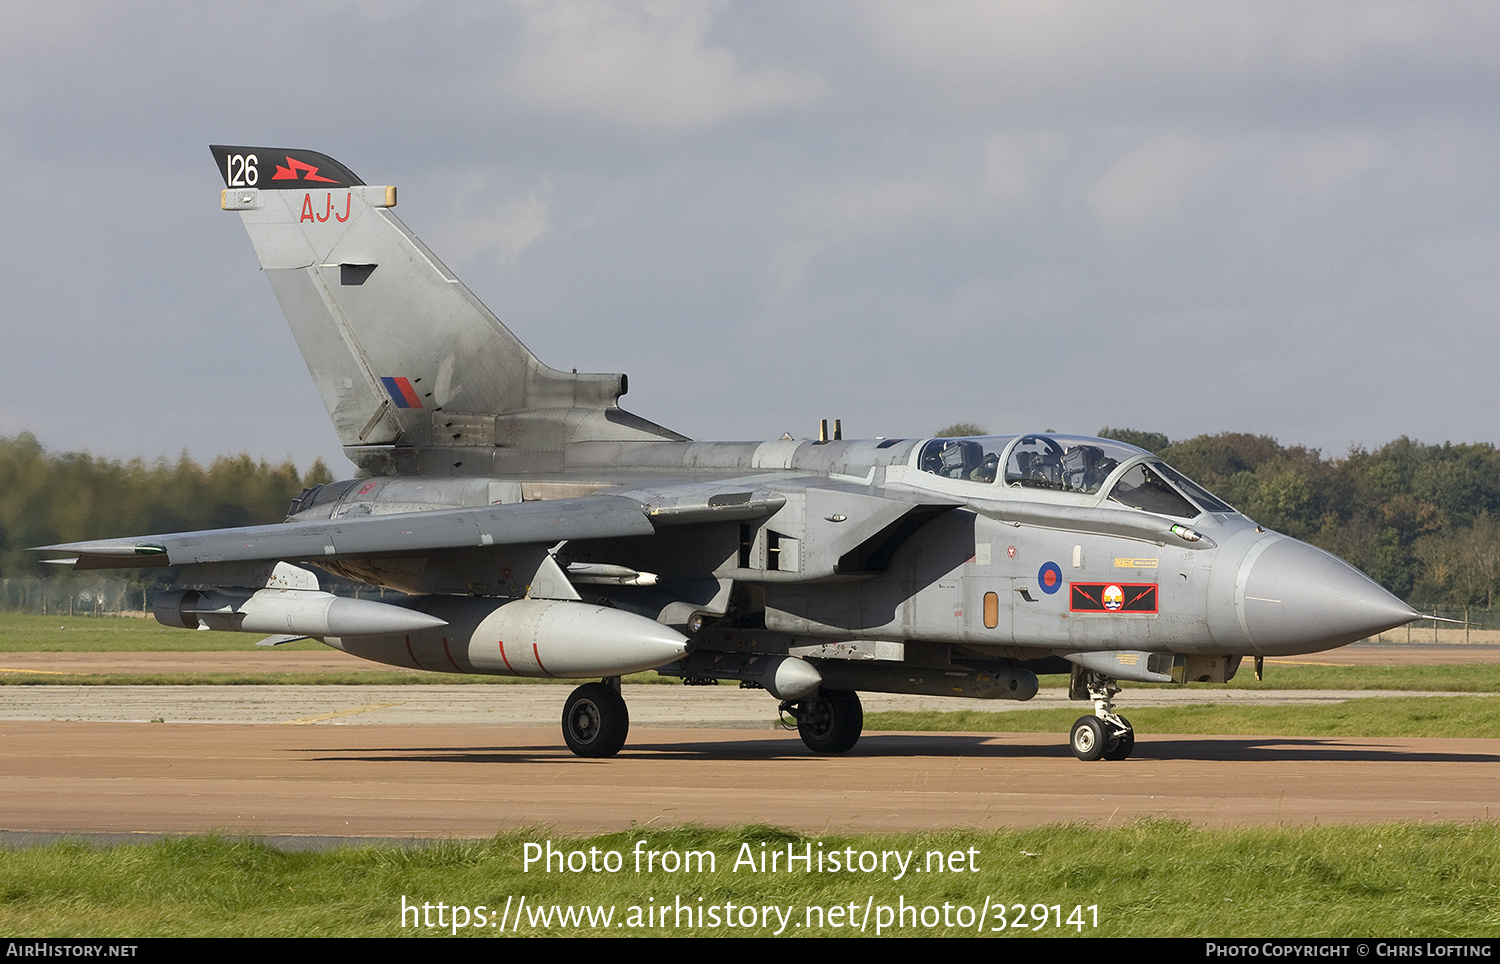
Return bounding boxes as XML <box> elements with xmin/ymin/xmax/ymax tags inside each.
<box><xmin>440</xmin><ymin>176</ymin><xmax>555</xmax><ymax>267</ymax></box>
<box><xmin>1085</xmin><ymin>128</ymin><xmax>1386</xmax><ymax>248</ymax></box>
<box><xmin>1086</xmin><ymin>133</ymin><xmax>1227</xmax><ymax>233</ymax></box>
<box><xmin>6</xmin><ymin>1</ymin><xmax>1500</xmax><ymax>462</ymax></box>
<box><xmin>503</xmin><ymin>0</ymin><xmax>822</xmax><ymax>130</ymax></box>
<box><xmin>763</xmin><ymin>175</ymin><xmax>959</xmax><ymax>304</ymax></box>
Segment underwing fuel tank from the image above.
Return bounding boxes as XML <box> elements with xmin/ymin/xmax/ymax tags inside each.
<box><xmin>153</xmin><ymin>588</ymin><xmax>448</xmax><ymax>637</ymax></box>
<box><xmin>658</xmin><ymin>652</ymin><xmax>825</xmax><ymax>701</ymax></box>
<box><xmin>325</xmin><ymin>596</ymin><xmax>691</xmax><ymax>679</ymax></box>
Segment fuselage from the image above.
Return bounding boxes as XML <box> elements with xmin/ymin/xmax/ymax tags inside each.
<box><xmin>294</xmin><ymin>432</ymin><xmax>1415</xmax><ymax>664</ymax></box>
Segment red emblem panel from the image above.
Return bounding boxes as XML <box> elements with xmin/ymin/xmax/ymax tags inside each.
<box><xmin>1069</xmin><ymin>582</ymin><xmax>1157</xmax><ymax>614</ymax></box>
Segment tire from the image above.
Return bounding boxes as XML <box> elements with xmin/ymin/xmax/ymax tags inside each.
<box><xmin>1070</xmin><ymin>715</ymin><xmax>1107</xmax><ymax>762</ymax></box>
<box><xmin>797</xmin><ymin>690</ymin><xmax>863</xmax><ymax>754</ymax></box>
<box><xmin>562</xmin><ymin>683</ymin><xmax>629</xmax><ymax>758</ymax></box>
<box><xmin>1103</xmin><ymin>716</ymin><xmax>1134</xmax><ymax>761</ymax></box>
<box><xmin>1104</xmin><ymin>716</ymin><xmax>1134</xmax><ymax>761</ymax></box>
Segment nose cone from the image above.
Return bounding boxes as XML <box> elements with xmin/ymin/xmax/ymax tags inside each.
<box><xmin>1239</xmin><ymin>537</ymin><xmax>1419</xmax><ymax>654</ymax></box>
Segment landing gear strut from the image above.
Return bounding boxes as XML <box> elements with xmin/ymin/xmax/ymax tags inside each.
<box><xmin>781</xmin><ymin>689</ymin><xmax>863</xmax><ymax>754</ymax></box>
<box><xmin>562</xmin><ymin>679</ymin><xmax>629</xmax><ymax>758</ymax></box>
<box><xmin>1069</xmin><ymin>670</ymin><xmax>1135</xmax><ymax>762</ymax></box>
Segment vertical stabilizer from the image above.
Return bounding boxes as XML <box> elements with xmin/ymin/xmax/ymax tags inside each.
<box><xmin>210</xmin><ymin>146</ymin><xmax>683</xmax><ymax>468</ymax></box>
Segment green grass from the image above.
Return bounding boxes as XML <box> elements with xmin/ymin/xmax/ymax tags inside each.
<box><xmin>0</xmin><ymin>612</ymin><xmax>324</xmax><ymax>652</ymax></box>
<box><xmin>1216</xmin><ymin>663</ymin><xmax>1500</xmax><ymax>692</ymax></box>
<box><xmin>866</xmin><ymin>695</ymin><xmax>1500</xmax><ymax>740</ymax></box>
<box><xmin>1</xmin><ymin>823</ymin><xmax>1497</xmax><ymax>936</ymax></box>
<box><xmin>1</xmin><ymin>613</ymin><xmax>1496</xmax><ymax>937</ymax></box>
<box><xmin>0</xmin><ymin>671</ymin><xmax>546</xmax><ymax>685</ymax></box>
<box><xmin>0</xmin><ymin>670</ymin><xmax>668</xmax><ymax>686</ymax></box>
<box><xmin>1034</xmin><ymin>663</ymin><xmax>1500</xmax><ymax>693</ymax></box>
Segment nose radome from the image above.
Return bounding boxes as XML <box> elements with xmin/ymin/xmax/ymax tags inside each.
<box><xmin>1239</xmin><ymin>537</ymin><xmax>1420</xmax><ymax>654</ymax></box>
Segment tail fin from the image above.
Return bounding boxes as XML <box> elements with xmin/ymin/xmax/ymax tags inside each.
<box><xmin>210</xmin><ymin>146</ymin><xmax>684</xmax><ymax>472</ymax></box>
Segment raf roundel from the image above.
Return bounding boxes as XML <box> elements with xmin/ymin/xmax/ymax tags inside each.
<box><xmin>1038</xmin><ymin>561</ymin><xmax>1063</xmax><ymax>595</ymax></box>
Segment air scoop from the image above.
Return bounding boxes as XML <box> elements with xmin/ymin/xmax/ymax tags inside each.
<box><xmin>1237</xmin><ymin>537</ymin><xmax>1420</xmax><ymax>653</ymax></box>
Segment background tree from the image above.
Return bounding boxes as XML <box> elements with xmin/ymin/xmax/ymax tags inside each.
<box><xmin>1097</xmin><ymin>427</ymin><xmax>1169</xmax><ymax>453</ymax></box>
<box><xmin>0</xmin><ymin>433</ymin><xmax>332</xmax><ymax>581</ymax></box>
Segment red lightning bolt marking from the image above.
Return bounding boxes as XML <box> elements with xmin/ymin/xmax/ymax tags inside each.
<box><xmin>272</xmin><ymin>156</ymin><xmax>337</xmax><ymax>183</ymax></box>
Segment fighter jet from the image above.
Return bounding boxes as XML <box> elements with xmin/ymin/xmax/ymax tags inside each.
<box><xmin>37</xmin><ymin>146</ymin><xmax>1422</xmax><ymax>761</ymax></box>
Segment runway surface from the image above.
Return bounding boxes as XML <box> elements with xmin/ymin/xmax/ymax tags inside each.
<box><xmin>0</xmin><ymin>682</ymin><xmax>1471</xmax><ymax>725</ymax></box>
<box><xmin>1</xmin><ymin>721</ymin><xmax>1498</xmax><ymax>836</ymax></box>
<box><xmin>1</xmin><ymin>645</ymin><xmax>1497</xmax><ymax>838</ymax></box>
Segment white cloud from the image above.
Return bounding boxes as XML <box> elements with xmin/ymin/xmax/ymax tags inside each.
<box><xmin>763</xmin><ymin>175</ymin><xmax>959</xmax><ymax>303</ymax></box>
<box><xmin>1087</xmin><ymin>132</ymin><xmax>1224</xmax><ymax>233</ymax></box>
<box><xmin>441</xmin><ymin>178</ymin><xmax>555</xmax><ymax>268</ymax></box>
<box><xmin>1086</xmin><ymin>128</ymin><xmax>1385</xmax><ymax>245</ymax></box>
<box><xmin>852</xmin><ymin>1</ymin><xmax>1500</xmax><ymax>123</ymax></box>
<box><xmin>981</xmin><ymin>130</ymin><xmax>1066</xmax><ymax>205</ymax></box>
<box><xmin>503</xmin><ymin>0</ymin><xmax>822</xmax><ymax>130</ymax></box>
<box><xmin>6</xmin><ymin>0</ymin><xmax>1500</xmax><ymax>461</ymax></box>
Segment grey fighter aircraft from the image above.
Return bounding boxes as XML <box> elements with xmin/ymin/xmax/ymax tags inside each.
<box><xmin>38</xmin><ymin>146</ymin><xmax>1423</xmax><ymax>761</ymax></box>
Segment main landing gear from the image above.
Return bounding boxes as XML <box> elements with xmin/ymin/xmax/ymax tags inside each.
<box><xmin>562</xmin><ymin>678</ymin><xmax>629</xmax><ymax>758</ymax></box>
<box><xmin>1069</xmin><ymin>672</ymin><xmax>1135</xmax><ymax>762</ymax></box>
<box><xmin>780</xmin><ymin>689</ymin><xmax>864</xmax><ymax>754</ymax></box>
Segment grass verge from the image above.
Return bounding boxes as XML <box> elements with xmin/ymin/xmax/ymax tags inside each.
<box><xmin>0</xmin><ymin>671</ymin><xmax>666</xmax><ymax>686</ymax></box>
<box><xmin>1</xmin><ymin>823</ymin><xmax>1497</xmax><ymax>936</ymax></box>
<box><xmin>866</xmin><ymin>695</ymin><xmax>1500</xmax><ymax>740</ymax></box>
<box><xmin>0</xmin><ymin>612</ymin><xmax>323</xmax><ymax>652</ymax></box>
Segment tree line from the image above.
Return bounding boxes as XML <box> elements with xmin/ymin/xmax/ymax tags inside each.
<box><xmin>0</xmin><ymin>432</ymin><xmax>331</xmax><ymax>588</ymax></box>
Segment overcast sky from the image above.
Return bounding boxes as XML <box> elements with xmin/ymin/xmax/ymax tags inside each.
<box><xmin>4</xmin><ymin>2</ymin><xmax>1498</xmax><ymax>476</ymax></box>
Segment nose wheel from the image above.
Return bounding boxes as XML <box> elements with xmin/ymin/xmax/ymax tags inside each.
<box><xmin>1070</xmin><ymin>716</ymin><xmax>1107</xmax><ymax>761</ymax></box>
<box><xmin>1069</xmin><ymin>671</ymin><xmax>1135</xmax><ymax>761</ymax></box>
<box><xmin>1103</xmin><ymin>715</ymin><xmax>1134</xmax><ymax>761</ymax></box>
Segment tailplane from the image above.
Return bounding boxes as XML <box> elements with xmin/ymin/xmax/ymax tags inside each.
<box><xmin>211</xmin><ymin>145</ymin><xmax>684</xmax><ymax>473</ymax></box>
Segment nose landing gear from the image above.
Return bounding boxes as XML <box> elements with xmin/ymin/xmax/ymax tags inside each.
<box><xmin>1069</xmin><ymin>671</ymin><xmax>1135</xmax><ymax>761</ymax></box>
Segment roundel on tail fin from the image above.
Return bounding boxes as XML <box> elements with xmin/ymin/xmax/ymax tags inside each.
<box><xmin>210</xmin><ymin>145</ymin><xmax>364</xmax><ymax>190</ymax></box>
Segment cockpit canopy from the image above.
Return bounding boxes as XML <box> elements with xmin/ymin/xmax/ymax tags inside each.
<box><xmin>287</xmin><ymin>479</ymin><xmax>360</xmax><ymax>518</ymax></box>
<box><xmin>916</xmin><ymin>433</ymin><xmax>1234</xmax><ymax>519</ymax></box>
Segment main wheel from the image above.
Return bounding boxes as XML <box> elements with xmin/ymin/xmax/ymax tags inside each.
<box><xmin>1070</xmin><ymin>715</ymin><xmax>1107</xmax><ymax>761</ymax></box>
<box><xmin>562</xmin><ymin>683</ymin><xmax>629</xmax><ymax>758</ymax></box>
<box><xmin>797</xmin><ymin>689</ymin><xmax>863</xmax><ymax>754</ymax></box>
<box><xmin>1103</xmin><ymin>716</ymin><xmax>1135</xmax><ymax>761</ymax></box>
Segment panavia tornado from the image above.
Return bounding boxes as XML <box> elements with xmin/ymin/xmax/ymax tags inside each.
<box><xmin>38</xmin><ymin>146</ymin><xmax>1423</xmax><ymax>761</ymax></box>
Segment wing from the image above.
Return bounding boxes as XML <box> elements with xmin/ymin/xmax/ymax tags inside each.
<box><xmin>34</xmin><ymin>483</ymin><xmax>797</xmax><ymax>572</ymax></box>
<box><xmin>36</xmin><ymin>495</ymin><xmax>658</xmax><ymax>571</ymax></box>
<box><xmin>34</xmin><ymin>482</ymin><xmax>792</xmax><ymax>624</ymax></box>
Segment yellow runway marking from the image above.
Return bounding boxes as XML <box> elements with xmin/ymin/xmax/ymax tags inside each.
<box><xmin>0</xmin><ymin>667</ymin><xmax>82</xmax><ymax>676</ymax></box>
<box><xmin>282</xmin><ymin>701</ymin><xmax>404</xmax><ymax>725</ymax></box>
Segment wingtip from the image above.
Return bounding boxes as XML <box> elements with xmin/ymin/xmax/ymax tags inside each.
<box><xmin>29</xmin><ymin>542</ymin><xmax>166</xmax><ymax>557</ymax></box>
